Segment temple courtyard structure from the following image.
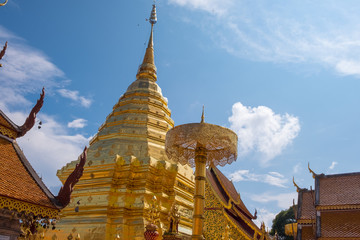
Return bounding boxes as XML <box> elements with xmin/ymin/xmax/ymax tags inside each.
<box><xmin>41</xmin><ymin>4</ymin><xmax>268</xmax><ymax>240</ymax></box>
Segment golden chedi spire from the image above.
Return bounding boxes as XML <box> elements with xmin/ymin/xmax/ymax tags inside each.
<box><xmin>53</xmin><ymin>4</ymin><xmax>194</xmax><ymax>240</ymax></box>
<box><xmin>92</xmin><ymin>2</ymin><xmax>173</xmax><ymax>161</ymax></box>
<box><xmin>137</xmin><ymin>4</ymin><xmax>157</xmax><ymax>81</ymax></box>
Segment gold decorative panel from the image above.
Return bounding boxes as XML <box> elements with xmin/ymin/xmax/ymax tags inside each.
<box><xmin>0</xmin><ymin>195</ymin><xmax>59</xmax><ymax>218</ymax></box>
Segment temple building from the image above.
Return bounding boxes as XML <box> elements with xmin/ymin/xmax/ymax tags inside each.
<box><xmin>293</xmin><ymin>167</ymin><xmax>360</xmax><ymax>239</ymax></box>
<box><xmin>48</xmin><ymin>4</ymin><xmax>266</xmax><ymax>240</ymax></box>
<box><xmin>0</xmin><ymin>89</ymin><xmax>86</xmax><ymax>240</ymax></box>
<box><xmin>204</xmin><ymin>166</ymin><xmax>268</xmax><ymax>240</ymax></box>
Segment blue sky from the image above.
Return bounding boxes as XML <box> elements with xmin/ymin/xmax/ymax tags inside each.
<box><xmin>2</xmin><ymin>0</ymin><xmax>360</xmax><ymax>228</ymax></box>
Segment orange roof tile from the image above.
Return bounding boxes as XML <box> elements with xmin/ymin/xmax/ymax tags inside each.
<box><xmin>0</xmin><ymin>136</ymin><xmax>59</xmax><ymax>209</ymax></box>
<box><xmin>321</xmin><ymin>210</ymin><xmax>360</xmax><ymax>238</ymax></box>
<box><xmin>317</xmin><ymin>173</ymin><xmax>360</xmax><ymax>206</ymax></box>
<box><xmin>301</xmin><ymin>226</ymin><xmax>315</xmax><ymax>240</ymax></box>
<box><xmin>298</xmin><ymin>190</ymin><xmax>315</xmax><ymax>220</ymax></box>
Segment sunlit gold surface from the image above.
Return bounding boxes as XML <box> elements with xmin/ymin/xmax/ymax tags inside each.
<box><xmin>0</xmin><ymin>195</ymin><xmax>59</xmax><ymax>219</ymax></box>
<box><xmin>284</xmin><ymin>223</ymin><xmax>297</xmax><ymax>236</ymax></box>
<box><xmin>165</xmin><ymin>123</ymin><xmax>238</xmax><ymax>167</ymax></box>
<box><xmin>204</xmin><ymin>183</ymin><xmax>252</xmax><ymax>240</ymax></box>
<box><xmin>0</xmin><ymin>115</ymin><xmax>17</xmax><ymax>139</ymax></box>
<box><xmin>165</xmin><ymin>122</ymin><xmax>238</xmax><ymax>239</ymax></box>
<box><xmin>192</xmin><ymin>145</ymin><xmax>206</xmax><ymax>239</ymax></box>
<box><xmin>44</xmin><ymin>5</ymin><xmax>195</xmax><ymax>239</ymax></box>
<box><xmin>0</xmin><ymin>125</ymin><xmax>17</xmax><ymax>139</ymax></box>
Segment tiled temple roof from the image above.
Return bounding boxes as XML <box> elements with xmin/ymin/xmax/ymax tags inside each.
<box><xmin>0</xmin><ymin>134</ymin><xmax>60</xmax><ymax>210</ymax></box>
<box><xmin>297</xmin><ymin>189</ymin><xmax>315</xmax><ymax>220</ymax></box>
<box><xmin>206</xmin><ymin>166</ymin><xmax>262</xmax><ymax>238</ymax></box>
<box><xmin>207</xmin><ymin>167</ymin><xmax>255</xmax><ymax>219</ymax></box>
<box><xmin>316</xmin><ymin>172</ymin><xmax>360</xmax><ymax>206</ymax></box>
<box><xmin>295</xmin><ymin>171</ymin><xmax>360</xmax><ymax>239</ymax></box>
<box><xmin>0</xmin><ymin>109</ymin><xmax>62</xmax><ymax>213</ymax></box>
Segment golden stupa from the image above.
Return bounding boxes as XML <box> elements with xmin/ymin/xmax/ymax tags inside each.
<box><xmin>51</xmin><ymin>5</ymin><xmax>194</xmax><ymax>240</ymax></box>
<box><xmin>45</xmin><ymin>4</ymin><xmax>269</xmax><ymax>240</ymax></box>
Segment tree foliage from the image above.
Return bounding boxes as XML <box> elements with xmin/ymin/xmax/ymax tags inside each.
<box><xmin>270</xmin><ymin>206</ymin><xmax>296</xmax><ymax>240</ymax></box>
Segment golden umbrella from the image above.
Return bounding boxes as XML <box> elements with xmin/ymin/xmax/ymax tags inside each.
<box><xmin>165</xmin><ymin>110</ymin><xmax>238</xmax><ymax>239</ymax></box>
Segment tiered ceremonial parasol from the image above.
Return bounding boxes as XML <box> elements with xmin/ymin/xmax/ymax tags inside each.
<box><xmin>165</xmin><ymin>110</ymin><xmax>238</xmax><ymax>239</ymax></box>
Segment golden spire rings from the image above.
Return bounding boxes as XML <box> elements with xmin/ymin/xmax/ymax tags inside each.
<box><xmin>149</xmin><ymin>4</ymin><xmax>157</xmax><ymax>25</ymax></box>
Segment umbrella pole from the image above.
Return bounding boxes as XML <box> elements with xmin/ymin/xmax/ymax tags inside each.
<box><xmin>192</xmin><ymin>144</ymin><xmax>207</xmax><ymax>240</ymax></box>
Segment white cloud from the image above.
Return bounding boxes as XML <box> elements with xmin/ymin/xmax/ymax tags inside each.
<box><xmin>0</xmin><ymin>25</ymin><xmax>91</xmax><ymax>110</ymax></box>
<box><xmin>335</xmin><ymin>60</ymin><xmax>360</xmax><ymax>76</ymax></box>
<box><xmin>293</xmin><ymin>163</ymin><xmax>301</xmax><ymax>174</ymax></box>
<box><xmin>168</xmin><ymin>0</ymin><xmax>232</xmax><ymax>17</ymax></box>
<box><xmin>68</xmin><ymin>118</ymin><xmax>87</xmax><ymax>128</ymax></box>
<box><xmin>0</xmin><ymin>34</ymin><xmax>63</xmax><ymax>109</ymax></box>
<box><xmin>253</xmin><ymin>208</ymin><xmax>276</xmax><ymax>230</ymax></box>
<box><xmin>229</xmin><ymin>169</ymin><xmax>288</xmax><ymax>188</ymax></box>
<box><xmin>170</xmin><ymin>1</ymin><xmax>360</xmax><ymax>77</ymax></box>
<box><xmin>0</xmin><ymin>26</ymin><xmax>23</xmax><ymax>42</ymax></box>
<box><xmin>0</xmin><ymin>28</ymin><xmax>63</xmax><ymax>92</ymax></box>
<box><xmin>229</xmin><ymin>102</ymin><xmax>300</xmax><ymax>163</ymax></box>
<box><xmin>58</xmin><ymin>89</ymin><xmax>92</xmax><ymax>108</ymax></box>
<box><xmin>0</xmin><ymin>26</ymin><xmax>91</xmax><ymax>190</ymax></box>
<box><xmin>250</xmin><ymin>192</ymin><xmax>297</xmax><ymax>209</ymax></box>
<box><xmin>329</xmin><ymin>161</ymin><xmax>338</xmax><ymax>170</ymax></box>
<box><xmin>9</xmin><ymin>111</ymin><xmax>90</xmax><ymax>188</ymax></box>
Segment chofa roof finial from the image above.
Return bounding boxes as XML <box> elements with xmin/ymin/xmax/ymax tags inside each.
<box><xmin>308</xmin><ymin>162</ymin><xmax>316</xmax><ymax>179</ymax></box>
<box><xmin>0</xmin><ymin>41</ymin><xmax>8</xmax><ymax>67</ymax></box>
<box><xmin>293</xmin><ymin>176</ymin><xmax>301</xmax><ymax>192</ymax></box>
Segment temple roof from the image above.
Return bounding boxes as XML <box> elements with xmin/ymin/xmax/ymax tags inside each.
<box><xmin>297</xmin><ymin>189</ymin><xmax>315</xmax><ymax>221</ymax></box>
<box><xmin>207</xmin><ymin>166</ymin><xmax>255</xmax><ymax>219</ymax></box>
<box><xmin>0</xmin><ymin>95</ymin><xmax>63</xmax><ymax>218</ymax></box>
<box><xmin>316</xmin><ymin>172</ymin><xmax>360</xmax><ymax>206</ymax></box>
<box><xmin>0</xmin><ymin>134</ymin><xmax>61</xmax><ymax>211</ymax></box>
<box><xmin>0</xmin><ymin>109</ymin><xmax>22</xmax><ymax>139</ymax></box>
<box><xmin>206</xmin><ymin>166</ymin><xmax>262</xmax><ymax>238</ymax></box>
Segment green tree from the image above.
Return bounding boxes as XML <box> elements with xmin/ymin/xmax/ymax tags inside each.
<box><xmin>270</xmin><ymin>206</ymin><xmax>296</xmax><ymax>240</ymax></box>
